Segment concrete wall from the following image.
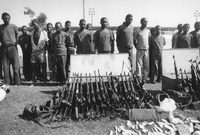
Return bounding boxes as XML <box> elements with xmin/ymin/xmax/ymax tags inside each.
<box><xmin>70</xmin><ymin>53</ymin><xmax>135</xmax><ymax>77</ymax></box>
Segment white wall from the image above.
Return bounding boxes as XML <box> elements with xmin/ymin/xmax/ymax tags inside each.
<box><xmin>162</xmin><ymin>48</ymin><xmax>200</xmax><ymax>75</ymax></box>
<box><xmin>70</xmin><ymin>53</ymin><xmax>135</xmax><ymax>77</ymax></box>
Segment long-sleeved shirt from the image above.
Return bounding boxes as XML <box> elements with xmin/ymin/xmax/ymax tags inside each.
<box><xmin>18</xmin><ymin>33</ymin><xmax>32</xmax><ymax>54</ymax></box>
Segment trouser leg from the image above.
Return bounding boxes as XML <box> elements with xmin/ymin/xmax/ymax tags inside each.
<box><xmin>157</xmin><ymin>56</ymin><xmax>162</xmax><ymax>82</ymax></box>
<box><xmin>11</xmin><ymin>48</ymin><xmax>21</xmax><ymax>85</ymax></box>
<box><xmin>3</xmin><ymin>52</ymin><xmax>11</xmax><ymax>85</ymax></box>
<box><xmin>32</xmin><ymin>63</ymin><xmax>37</xmax><ymax>85</ymax></box>
<box><xmin>56</xmin><ymin>55</ymin><xmax>67</xmax><ymax>85</ymax></box>
<box><xmin>127</xmin><ymin>48</ymin><xmax>134</xmax><ymax>72</ymax></box>
<box><xmin>0</xmin><ymin>51</ymin><xmax>3</xmax><ymax>79</ymax></box>
<box><xmin>136</xmin><ymin>50</ymin><xmax>143</xmax><ymax>79</ymax></box>
<box><xmin>41</xmin><ymin>63</ymin><xmax>47</xmax><ymax>84</ymax></box>
<box><xmin>143</xmin><ymin>49</ymin><xmax>149</xmax><ymax>81</ymax></box>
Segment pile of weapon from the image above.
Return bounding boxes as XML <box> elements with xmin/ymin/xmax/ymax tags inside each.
<box><xmin>172</xmin><ymin>55</ymin><xmax>200</xmax><ymax>104</ymax></box>
<box><xmin>23</xmin><ymin>70</ymin><xmax>154</xmax><ymax>125</ymax></box>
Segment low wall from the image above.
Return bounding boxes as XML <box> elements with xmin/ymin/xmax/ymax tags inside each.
<box><xmin>70</xmin><ymin>53</ymin><xmax>135</xmax><ymax>77</ymax></box>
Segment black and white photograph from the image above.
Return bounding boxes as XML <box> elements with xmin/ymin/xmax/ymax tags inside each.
<box><xmin>0</xmin><ymin>0</ymin><xmax>200</xmax><ymax>135</ymax></box>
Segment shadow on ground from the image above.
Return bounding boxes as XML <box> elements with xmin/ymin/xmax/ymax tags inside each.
<box><xmin>40</xmin><ymin>90</ymin><xmax>58</xmax><ymax>95</ymax></box>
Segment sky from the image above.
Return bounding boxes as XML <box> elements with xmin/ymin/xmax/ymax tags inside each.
<box><xmin>0</xmin><ymin>0</ymin><xmax>200</xmax><ymax>30</ymax></box>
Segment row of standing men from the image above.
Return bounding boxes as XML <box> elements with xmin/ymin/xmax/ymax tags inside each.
<box><xmin>172</xmin><ymin>22</ymin><xmax>200</xmax><ymax>48</ymax></box>
<box><xmin>0</xmin><ymin>13</ymin><xmax>166</xmax><ymax>86</ymax></box>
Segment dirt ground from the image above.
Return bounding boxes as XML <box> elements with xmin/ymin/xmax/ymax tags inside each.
<box><xmin>0</xmin><ymin>82</ymin><xmax>199</xmax><ymax>135</ymax></box>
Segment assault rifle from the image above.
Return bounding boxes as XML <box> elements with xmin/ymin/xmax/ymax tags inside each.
<box><xmin>62</xmin><ymin>75</ymin><xmax>75</xmax><ymax>118</ymax></box>
<box><xmin>75</xmin><ymin>73</ymin><xmax>79</xmax><ymax>120</ymax></box>
<box><xmin>85</xmin><ymin>73</ymin><xmax>91</xmax><ymax>117</ymax></box>
<box><xmin>106</xmin><ymin>72</ymin><xmax>119</xmax><ymax>107</ymax></box>
<box><xmin>94</xmin><ymin>71</ymin><xmax>102</xmax><ymax>117</ymax></box>
<box><xmin>67</xmin><ymin>74</ymin><xmax>77</xmax><ymax>118</ymax></box>
<box><xmin>120</xmin><ymin>73</ymin><xmax>130</xmax><ymax>109</ymax></box>
<box><xmin>98</xmin><ymin>70</ymin><xmax>107</xmax><ymax>116</ymax></box>
<box><xmin>124</xmin><ymin>72</ymin><xmax>134</xmax><ymax>108</ymax></box>
<box><xmin>89</xmin><ymin>73</ymin><xmax>96</xmax><ymax>119</ymax></box>
<box><xmin>78</xmin><ymin>73</ymin><xmax>85</xmax><ymax>119</ymax></box>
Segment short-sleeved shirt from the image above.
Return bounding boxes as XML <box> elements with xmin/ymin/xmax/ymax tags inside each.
<box><xmin>74</xmin><ymin>29</ymin><xmax>93</xmax><ymax>54</ymax></box>
<box><xmin>52</xmin><ymin>31</ymin><xmax>70</xmax><ymax>55</ymax></box>
<box><xmin>176</xmin><ymin>33</ymin><xmax>194</xmax><ymax>48</ymax></box>
<box><xmin>134</xmin><ymin>28</ymin><xmax>150</xmax><ymax>50</ymax></box>
<box><xmin>172</xmin><ymin>32</ymin><xmax>181</xmax><ymax>48</ymax></box>
<box><xmin>116</xmin><ymin>23</ymin><xmax>134</xmax><ymax>51</ymax></box>
<box><xmin>0</xmin><ymin>23</ymin><xmax>18</xmax><ymax>46</ymax></box>
<box><xmin>93</xmin><ymin>28</ymin><xmax>115</xmax><ymax>53</ymax></box>
<box><xmin>18</xmin><ymin>34</ymin><xmax>32</xmax><ymax>54</ymax></box>
<box><xmin>149</xmin><ymin>35</ymin><xmax>166</xmax><ymax>56</ymax></box>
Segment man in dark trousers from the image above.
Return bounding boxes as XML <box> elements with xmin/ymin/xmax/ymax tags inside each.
<box><xmin>149</xmin><ymin>25</ymin><xmax>166</xmax><ymax>83</ymax></box>
<box><xmin>94</xmin><ymin>17</ymin><xmax>115</xmax><ymax>54</ymax></box>
<box><xmin>30</xmin><ymin>19</ymin><xmax>48</xmax><ymax>86</ymax></box>
<box><xmin>0</xmin><ymin>12</ymin><xmax>21</xmax><ymax>85</ymax></box>
<box><xmin>18</xmin><ymin>25</ymin><xmax>32</xmax><ymax>81</ymax></box>
<box><xmin>64</xmin><ymin>20</ymin><xmax>75</xmax><ymax>79</ymax></box>
<box><xmin>52</xmin><ymin>22</ymin><xmax>70</xmax><ymax>85</ymax></box>
<box><xmin>46</xmin><ymin>23</ymin><xmax>56</xmax><ymax>81</ymax></box>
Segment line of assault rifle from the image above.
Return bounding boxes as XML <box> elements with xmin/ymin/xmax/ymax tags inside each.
<box><xmin>36</xmin><ymin>71</ymin><xmax>154</xmax><ymax>123</ymax></box>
